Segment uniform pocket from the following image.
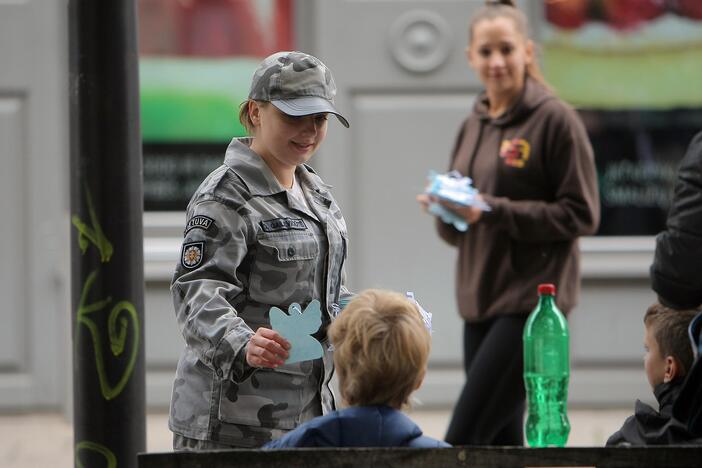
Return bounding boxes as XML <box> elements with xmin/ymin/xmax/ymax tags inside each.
<box><xmin>257</xmin><ymin>231</ymin><xmax>318</xmax><ymax>261</ymax></box>
<box><xmin>248</xmin><ymin>231</ymin><xmax>319</xmax><ymax>305</ymax></box>
<box><xmin>218</xmin><ymin>365</ymin><xmax>313</xmax><ymax>430</ymax></box>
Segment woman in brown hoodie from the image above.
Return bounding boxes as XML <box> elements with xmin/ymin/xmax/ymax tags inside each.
<box><xmin>418</xmin><ymin>0</ymin><xmax>600</xmax><ymax>445</ymax></box>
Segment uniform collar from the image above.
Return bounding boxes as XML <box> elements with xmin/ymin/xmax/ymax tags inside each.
<box><xmin>223</xmin><ymin>137</ymin><xmax>332</xmax><ymax>200</ymax></box>
<box><xmin>223</xmin><ymin>138</ymin><xmax>284</xmax><ymax>196</ymax></box>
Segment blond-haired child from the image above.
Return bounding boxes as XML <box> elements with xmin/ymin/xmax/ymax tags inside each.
<box><xmin>265</xmin><ymin>289</ymin><xmax>449</xmax><ymax>448</ymax></box>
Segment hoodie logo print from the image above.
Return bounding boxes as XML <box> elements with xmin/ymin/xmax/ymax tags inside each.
<box><xmin>500</xmin><ymin>138</ymin><xmax>530</xmax><ymax>168</ymax></box>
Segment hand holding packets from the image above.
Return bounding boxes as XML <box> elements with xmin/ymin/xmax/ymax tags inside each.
<box><xmin>421</xmin><ymin>170</ymin><xmax>490</xmax><ymax>231</ymax></box>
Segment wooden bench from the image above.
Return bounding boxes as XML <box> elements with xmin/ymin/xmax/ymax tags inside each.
<box><xmin>138</xmin><ymin>446</ymin><xmax>702</xmax><ymax>468</ymax></box>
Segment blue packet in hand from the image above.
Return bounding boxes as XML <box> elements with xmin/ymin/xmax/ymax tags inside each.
<box><xmin>425</xmin><ymin>170</ymin><xmax>490</xmax><ymax>231</ymax></box>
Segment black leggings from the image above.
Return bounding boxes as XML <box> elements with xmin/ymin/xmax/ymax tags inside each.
<box><xmin>445</xmin><ymin>315</ymin><xmax>528</xmax><ymax>446</ymax></box>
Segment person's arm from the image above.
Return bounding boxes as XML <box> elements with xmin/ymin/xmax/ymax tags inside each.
<box><xmin>480</xmin><ymin>106</ymin><xmax>600</xmax><ymax>242</ymax></box>
<box><xmin>651</xmin><ymin>131</ymin><xmax>702</xmax><ymax>309</ymax></box>
<box><xmin>605</xmin><ymin>415</ymin><xmax>635</xmax><ymax>447</ymax></box>
<box><xmin>171</xmin><ymin>199</ymin><xmax>288</xmax><ymax>382</ymax></box>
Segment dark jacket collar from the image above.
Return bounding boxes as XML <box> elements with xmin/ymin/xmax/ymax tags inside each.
<box><xmin>606</xmin><ymin>377</ymin><xmax>702</xmax><ymax>446</ymax></box>
<box><xmin>654</xmin><ymin>378</ymin><xmax>684</xmax><ymax>416</ymax></box>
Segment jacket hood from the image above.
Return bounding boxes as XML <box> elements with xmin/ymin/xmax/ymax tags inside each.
<box><xmin>473</xmin><ymin>76</ymin><xmax>555</xmax><ymax>126</ymax></box>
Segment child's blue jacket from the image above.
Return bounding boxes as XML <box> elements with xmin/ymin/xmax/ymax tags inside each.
<box><xmin>263</xmin><ymin>405</ymin><xmax>450</xmax><ymax>448</ymax></box>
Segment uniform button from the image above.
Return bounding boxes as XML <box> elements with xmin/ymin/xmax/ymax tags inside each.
<box><xmin>287</xmin><ymin>246</ymin><xmax>295</xmax><ymax>257</ymax></box>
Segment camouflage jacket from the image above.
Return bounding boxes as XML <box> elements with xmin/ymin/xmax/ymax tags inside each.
<box><xmin>169</xmin><ymin>138</ymin><xmax>352</xmax><ymax>447</ymax></box>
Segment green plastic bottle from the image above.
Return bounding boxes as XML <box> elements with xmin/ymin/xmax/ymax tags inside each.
<box><xmin>523</xmin><ymin>283</ymin><xmax>570</xmax><ymax>447</ymax></box>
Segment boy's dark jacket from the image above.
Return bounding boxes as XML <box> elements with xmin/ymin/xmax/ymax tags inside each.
<box><xmin>606</xmin><ymin>378</ymin><xmax>702</xmax><ymax>446</ymax></box>
<box><xmin>263</xmin><ymin>405</ymin><xmax>450</xmax><ymax>448</ymax></box>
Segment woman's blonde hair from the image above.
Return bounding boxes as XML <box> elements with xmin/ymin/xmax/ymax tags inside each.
<box><xmin>468</xmin><ymin>0</ymin><xmax>550</xmax><ymax>89</ymax></box>
<box><xmin>328</xmin><ymin>289</ymin><xmax>431</xmax><ymax>409</ymax></box>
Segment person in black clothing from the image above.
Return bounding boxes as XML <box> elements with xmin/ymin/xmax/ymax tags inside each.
<box><xmin>650</xmin><ymin>130</ymin><xmax>702</xmax><ymax>310</ymax></box>
<box><xmin>607</xmin><ymin>303</ymin><xmax>702</xmax><ymax>446</ymax></box>
<box><xmin>674</xmin><ymin>311</ymin><xmax>702</xmax><ymax>436</ymax></box>
<box><xmin>650</xmin><ymin>130</ymin><xmax>702</xmax><ymax>438</ymax></box>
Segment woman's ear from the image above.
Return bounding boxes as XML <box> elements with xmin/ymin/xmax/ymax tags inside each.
<box><xmin>663</xmin><ymin>356</ymin><xmax>680</xmax><ymax>382</ymax></box>
<box><xmin>248</xmin><ymin>100</ymin><xmax>261</xmax><ymax>126</ymax></box>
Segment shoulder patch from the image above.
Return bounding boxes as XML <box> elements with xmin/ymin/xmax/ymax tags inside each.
<box><xmin>260</xmin><ymin>218</ymin><xmax>307</xmax><ymax>232</ymax></box>
<box><xmin>184</xmin><ymin>215</ymin><xmax>215</xmax><ymax>235</ymax></box>
<box><xmin>181</xmin><ymin>241</ymin><xmax>204</xmax><ymax>269</ymax></box>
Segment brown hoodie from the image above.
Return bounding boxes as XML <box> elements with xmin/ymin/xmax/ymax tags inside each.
<box><xmin>437</xmin><ymin>77</ymin><xmax>600</xmax><ymax>321</ymax></box>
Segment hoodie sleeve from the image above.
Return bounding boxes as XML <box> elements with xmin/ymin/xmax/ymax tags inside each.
<box><xmin>481</xmin><ymin>103</ymin><xmax>600</xmax><ymax>242</ymax></box>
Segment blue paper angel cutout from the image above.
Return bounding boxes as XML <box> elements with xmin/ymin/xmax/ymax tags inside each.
<box><xmin>269</xmin><ymin>300</ymin><xmax>324</xmax><ymax>364</ymax></box>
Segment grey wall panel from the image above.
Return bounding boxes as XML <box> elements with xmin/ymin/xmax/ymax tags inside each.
<box><xmin>350</xmin><ymin>93</ymin><xmax>476</xmax><ymax>364</ymax></box>
<box><xmin>144</xmin><ymin>281</ymin><xmax>183</xmax><ymax>369</ymax></box>
<box><xmin>0</xmin><ymin>97</ymin><xmax>27</xmax><ymax>373</ymax></box>
<box><xmin>144</xmin><ymin>281</ymin><xmax>180</xmax><ymax>408</ymax></box>
<box><xmin>0</xmin><ymin>0</ymin><xmax>69</xmax><ymax>410</ymax></box>
<box><xmin>572</xmin><ymin>278</ymin><xmax>657</xmax><ymax>365</ymax></box>
<box><xmin>316</xmin><ymin>1</ymin><xmax>480</xmax><ymax>89</ymax></box>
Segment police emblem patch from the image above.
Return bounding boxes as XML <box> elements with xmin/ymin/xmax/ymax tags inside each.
<box><xmin>181</xmin><ymin>242</ymin><xmax>204</xmax><ymax>269</ymax></box>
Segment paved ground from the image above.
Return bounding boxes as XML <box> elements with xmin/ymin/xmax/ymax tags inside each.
<box><xmin>0</xmin><ymin>407</ymin><xmax>632</xmax><ymax>467</ymax></box>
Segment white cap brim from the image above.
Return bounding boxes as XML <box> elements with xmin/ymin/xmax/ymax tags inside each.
<box><xmin>271</xmin><ymin>97</ymin><xmax>350</xmax><ymax>128</ymax></box>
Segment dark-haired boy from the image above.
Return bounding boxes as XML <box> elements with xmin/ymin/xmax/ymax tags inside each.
<box><xmin>607</xmin><ymin>303</ymin><xmax>702</xmax><ymax>446</ymax></box>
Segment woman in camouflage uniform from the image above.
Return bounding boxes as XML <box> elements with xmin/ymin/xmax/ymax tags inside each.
<box><xmin>169</xmin><ymin>51</ymin><xmax>353</xmax><ymax>449</ymax></box>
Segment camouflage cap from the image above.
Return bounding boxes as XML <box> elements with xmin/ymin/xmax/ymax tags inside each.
<box><xmin>248</xmin><ymin>51</ymin><xmax>349</xmax><ymax>128</ymax></box>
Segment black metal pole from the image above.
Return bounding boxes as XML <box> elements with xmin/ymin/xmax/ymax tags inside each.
<box><xmin>69</xmin><ymin>1</ymin><xmax>145</xmax><ymax>467</ymax></box>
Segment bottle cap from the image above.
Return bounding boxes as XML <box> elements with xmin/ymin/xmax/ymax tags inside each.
<box><xmin>538</xmin><ymin>283</ymin><xmax>556</xmax><ymax>295</ymax></box>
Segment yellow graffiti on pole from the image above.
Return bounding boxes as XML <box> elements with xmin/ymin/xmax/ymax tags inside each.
<box><xmin>73</xmin><ymin>186</ymin><xmax>140</xmax><ymax>400</ymax></box>
<box><xmin>72</xmin><ymin>185</ymin><xmax>113</xmax><ymax>263</ymax></box>
<box><xmin>75</xmin><ymin>440</ymin><xmax>117</xmax><ymax>468</ymax></box>
<box><xmin>76</xmin><ymin>269</ymin><xmax>140</xmax><ymax>400</ymax></box>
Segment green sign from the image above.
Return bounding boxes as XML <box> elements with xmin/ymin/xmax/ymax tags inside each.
<box><xmin>140</xmin><ymin>57</ymin><xmax>258</xmax><ymax>142</ymax></box>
